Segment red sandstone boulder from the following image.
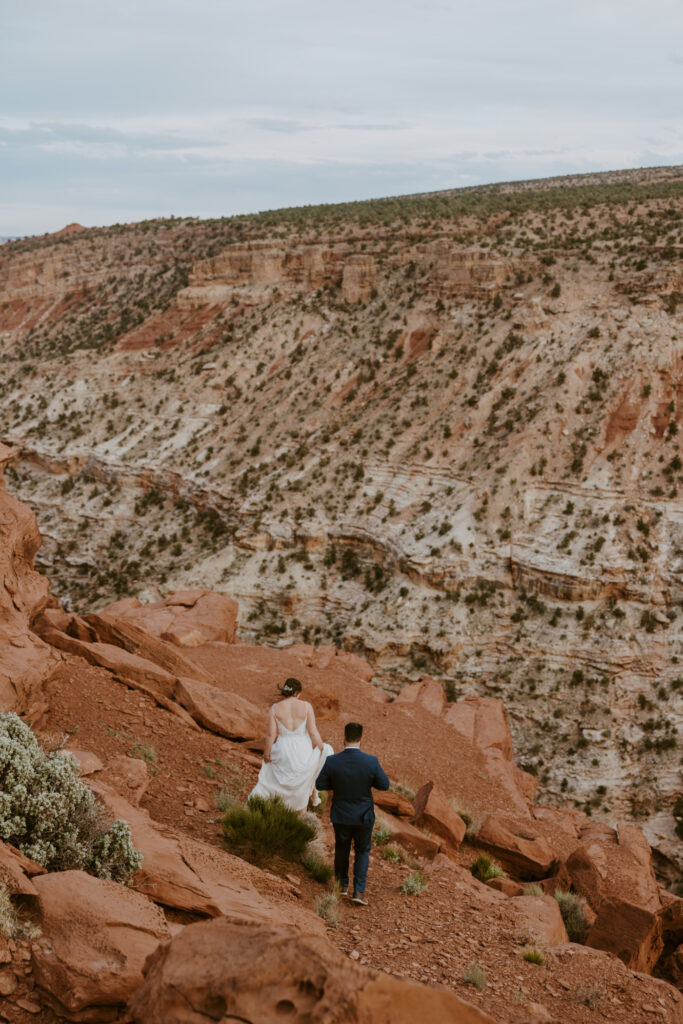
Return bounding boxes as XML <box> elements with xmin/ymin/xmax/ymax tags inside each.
<box><xmin>373</xmin><ymin>790</ymin><xmax>414</xmax><ymax>817</ymax></box>
<box><xmin>486</xmin><ymin>877</ymin><xmax>523</xmax><ymax>897</ymax></box>
<box><xmin>101</xmin><ymin>755</ymin><xmax>149</xmax><ymax>805</ymax></box>
<box><xmin>566</xmin><ymin>821</ymin><xmax>663</xmax><ymax>973</ymax></box>
<box><xmin>374</xmin><ymin>809</ymin><xmax>441</xmax><ymax>860</ymax></box>
<box><xmin>101</xmin><ymin>589</ymin><xmax>239</xmax><ymax>646</ymax></box>
<box><xmin>128</xmin><ymin>918</ymin><xmax>498</xmax><ymax>1024</ymax></box>
<box><xmin>84</xmin><ymin>612</ymin><xmax>216</xmax><ymax>684</ymax></box>
<box><xmin>92</xmin><ymin>786</ymin><xmax>321</xmax><ymax>935</ymax></box>
<box><xmin>510</xmin><ymin>893</ymin><xmax>569</xmax><ymax>946</ymax></box>
<box><xmin>0</xmin><ymin>451</ymin><xmax>56</xmax><ymax>716</ymax></box>
<box><xmin>444</xmin><ymin>695</ymin><xmax>513</xmax><ymax>759</ymax></box>
<box><xmin>394</xmin><ymin>676</ymin><xmax>446</xmax><ymax>716</ymax></box>
<box><xmin>61</xmin><ymin>748</ymin><xmax>104</xmax><ymax>776</ymax></box>
<box><xmin>476</xmin><ymin>815</ymin><xmax>555</xmax><ymax>880</ymax></box>
<box><xmin>412</xmin><ymin>781</ymin><xmax>466</xmax><ymax>848</ymax></box>
<box><xmin>175</xmin><ymin>676</ymin><xmax>265</xmax><ymax>741</ymax></box>
<box><xmin>31</xmin><ymin>870</ymin><xmax>169</xmax><ymax>1020</ymax></box>
<box><xmin>0</xmin><ymin>841</ymin><xmax>45</xmax><ymax>896</ymax></box>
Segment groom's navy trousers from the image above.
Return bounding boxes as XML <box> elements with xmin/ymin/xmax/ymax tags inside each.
<box><xmin>316</xmin><ymin>747</ymin><xmax>390</xmax><ymax>894</ymax></box>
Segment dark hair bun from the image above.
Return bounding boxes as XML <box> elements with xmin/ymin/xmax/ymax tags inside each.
<box><xmin>281</xmin><ymin>677</ymin><xmax>303</xmax><ymax>696</ymax></box>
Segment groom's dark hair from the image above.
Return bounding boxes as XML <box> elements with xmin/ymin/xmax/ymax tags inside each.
<box><xmin>344</xmin><ymin>722</ymin><xmax>363</xmax><ymax>743</ymax></box>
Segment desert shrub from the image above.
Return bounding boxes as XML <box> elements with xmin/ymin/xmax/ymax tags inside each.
<box><xmin>214</xmin><ymin>788</ymin><xmax>237</xmax><ymax>812</ymax></box>
<box><xmin>522</xmin><ymin>883</ymin><xmax>543</xmax><ymax>896</ymax></box>
<box><xmin>381</xmin><ymin>845</ymin><xmax>402</xmax><ymax>862</ymax></box>
<box><xmin>373</xmin><ymin>826</ymin><xmax>393</xmax><ymax>846</ymax></box>
<box><xmin>0</xmin><ymin>883</ymin><xmax>18</xmax><ymax>938</ymax></box>
<box><xmin>463</xmin><ymin>963</ymin><xmax>486</xmax><ymax>989</ymax></box>
<box><xmin>554</xmin><ymin>890</ymin><xmax>589</xmax><ymax>943</ymax></box>
<box><xmin>470</xmin><ymin>853</ymin><xmax>506</xmax><ymax>882</ymax></box>
<box><xmin>221</xmin><ymin>795</ymin><xmax>316</xmax><ymax>864</ymax></box>
<box><xmin>522</xmin><ymin>947</ymin><xmax>545</xmax><ymax>965</ymax></box>
<box><xmin>390</xmin><ymin>781</ymin><xmax>415</xmax><ymax>802</ymax></box>
<box><xmin>0</xmin><ymin>713</ymin><xmax>141</xmax><ymax>881</ymax></box>
<box><xmin>316</xmin><ymin>890</ymin><xmax>339</xmax><ymax>926</ymax></box>
<box><xmin>302</xmin><ymin>852</ymin><xmax>333</xmax><ymax>883</ymax></box>
<box><xmin>401</xmin><ymin>871</ymin><xmax>428</xmax><ymax>896</ymax></box>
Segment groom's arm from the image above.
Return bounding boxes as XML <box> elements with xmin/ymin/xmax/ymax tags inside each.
<box><xmin>316</xmin><ymin>760</ymin><xmax>333</xmax><ymax>791</ymax></box>
<box><xmin>372</xmin><ymin>757</ymin><xmax>390</xmax><ymax>791</ymax></box>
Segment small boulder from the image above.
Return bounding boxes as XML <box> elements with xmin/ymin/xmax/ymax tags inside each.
<box><xmin>412</xmin><ymin>781</ymin><xmax>466</xmax><ymax>848</ymax></box>
<box><xmin>476</xmin><ymin>815</ymin><xmax>555</xmax><ymax>880</ymax></box>
<box><xmin>31</xmin><ymin>870</ymin><xmax>169</xmax><ymax>1020</ymax></box>
<box><xmin>128</xmin><ymin>918</ymin><xmax>498</xmax><ymax>1024</ymax></box>
<box><xmin>102</xmin><ymin>755</ymin><xmax>149</xmax><ymax>806</ymax></box>
<box><xmin>510</xmin><ymin>893</ymin><xmax>569</xmax><ymax>946</ymax></box>
<box><xmin>0</xmin><ymin>840</ymin><xmax>45</xmax><ymax>896</ymax></box>
<box><xmin>374</xmin><ymin>790</ymin><xmax>414</xmax><ymax>817</ymax></box>
<box><xmin>174</xmin><ymin>676</ymin><xmax>265</xmax><ymax>741</ymax></box>
<box><xmin>374</xmin><ymin>809</ymin><xmax>440</xmax><ymax>860</ymax></box>
<box><xmin>486</xmin><ymin>876</ymin><xmax>523</xmax><ymax>897</ymax></box>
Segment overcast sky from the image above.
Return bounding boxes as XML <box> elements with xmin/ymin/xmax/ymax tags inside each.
<box><xmin>1</xmin><ymin>0</ymin><xmax>682</xmax><ymax>236</ymax></box>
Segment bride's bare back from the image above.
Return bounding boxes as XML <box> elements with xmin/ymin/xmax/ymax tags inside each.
<box><xmin>272</xmin><ymin>696</ymin><xmax>309</xmax><ymax>730</ymax></box>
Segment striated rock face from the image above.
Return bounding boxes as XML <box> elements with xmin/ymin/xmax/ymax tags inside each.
<box><xmin>0</xmin><ymin>444</ymin><xmax>54</xmax><ymax>713</ymax></box>
<box><xmin>128</xmin><ymin>917</ymin><xmax>498</xmax><ymax>1024</ymax></box>
<box><xmin>2</xmin><ymin>169</ymin><xmax>683</xmax><ymax>881</ymax></box>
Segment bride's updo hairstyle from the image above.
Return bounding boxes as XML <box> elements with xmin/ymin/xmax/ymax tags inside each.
<box><xmin>280</xmin><ymin>677</ymin><xmax>303</xmax><ymax>697</ymax></box>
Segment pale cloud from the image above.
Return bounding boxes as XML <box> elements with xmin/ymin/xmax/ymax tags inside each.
<box><xmin>0</xmin><ymin>0</ymin><xmax>681</xmax><ymax>235</ymax></box>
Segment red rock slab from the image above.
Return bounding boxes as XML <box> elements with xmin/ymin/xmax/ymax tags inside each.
<box><xmin>84</xmin><ymin>612</ymin><xmax>217</xmax><ymax>684</ymax></box>
<box><xmin>509</xmin><ymin>893</ymin><xmax>569</xmax><ymax>946</ymax></box>
<box><xmin>586</xmin><ymin>895</ymin><xmax>664</xmax><ymax>973</ymax></box>
<box><xmin>92</xmin><ymin>785</ymin><xmax>323</xmax><ymax>935</ymax></box>
<box><xmin>443</xmin><ymin>694</ymin><xmax>513</xmax><ymax>760</ymax></box>
<box><xmin>0</xmin><ymin>841</ymin><xmax>44</xmax><ymax>896</ymax></box>
<box><xmin>128</xmin><ymin>918</ymin><xmax>499</xmax><ymax>1024</ymax></box>
<box><xmin>566</xmin><ymin>821</ymin><xmax>661</xmax><ymax>915</ymax></box>
<box><xmin>476</xmin><ymin>815</ymin><xmax>555</xmax><ymax>880</ymax></box>
<box><xmin>101</xmin><ymin>755</ymin><xmax>149</xmax><ymax>806</ymax></box>
<box><xmin>486</xmin><ymin>876</ymin><xmax>524</xmax><ymax>897</ymax></box>
<box><xmin>374</xmin><ymin>809</ymin><xmax>440</xmax><ymax>860</ymax></box>
<box><xmin>393</xmin><ymin>677</ymin><xmax>445</xmax><ymax>716</ymax></box>
<box><xmin>174</xmin><ymin>675</ymin><xmax>265</xmax><ymax>742</ymax></box>
<box><xmin>61</xmin><ymin>748</ymin><xmax>104</xmax><ymax>776</ymax></box>
<box><xmin>373</xmin><ymin>790</ymin><xmax>414</xmax><ymax>817</ymax></box>
<box><xmin>412</xmin><ymin>781</ymin><xmax>466</xmax><ymax>848</ymax></box>
<box><xmin>101</xmin><ymin>589</ymin><xmax>239</xmax><ymax>647</ymax></box>
<box><xmin>31</xmin><ymin>870</ymin><xmax>169</xmax><ymax>1021</ymax></box>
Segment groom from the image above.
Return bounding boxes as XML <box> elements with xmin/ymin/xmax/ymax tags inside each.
<box><xmin>315</xmin><ymin>721</ymin><xmax>390</xmax><ymax>906</ymax></box>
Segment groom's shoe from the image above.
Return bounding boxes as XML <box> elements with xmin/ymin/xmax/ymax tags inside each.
<box><xmin>351</xmin><ymin>892</ymin><xmax>368</xmax><ymax>906</ymax></box>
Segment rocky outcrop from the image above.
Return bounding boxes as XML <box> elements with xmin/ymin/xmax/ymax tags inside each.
<box><xmin>31</xmin><ymin>870</ymin><xmax>170</xmax><ymax>1021</ymax></box>
<box><xmin>0</xmin><ymin>444</ymin><xmax>54</xmax><ymax>714</ymax></box>
<box><xmin>566</xmin><ymin>821</ymin><xmax>664</xmax><ymax>972</ymax></box>
<box><xmin>412</xmin><ymin>781</ymin><xmax>466</xmax><ymax>849</ymax></box>
<box><xmin>475</xmin><ymin>815</ymin><xmax>556</xmax><ymax>880</ymax></box>
<box><xmin>101</xmin><ymin>588</ymin><xmax>239</xmax><ymax>647</ymax></box>
<box><xmin>128</xmin><ymin>917</ymin><xmax>498</xmax><ymax>1024</ymax></box>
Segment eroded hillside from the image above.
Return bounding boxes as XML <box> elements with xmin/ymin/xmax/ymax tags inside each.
<box><xmin>1</xmin><ymin>166</ymin><xmax>682</xmax><ymax>879</ymax></box>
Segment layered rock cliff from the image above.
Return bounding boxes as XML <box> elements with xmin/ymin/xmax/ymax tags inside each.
<box><xmin>1</xmin><ymin>166</ymin><xmax>682</xmax><ymax>881</ymax></box>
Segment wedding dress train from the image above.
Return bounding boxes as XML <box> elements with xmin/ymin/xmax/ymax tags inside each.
<box><xmin>249</xmin><ymin>717</ymin><xmax>333</xmax><ymax>812</ymax></box>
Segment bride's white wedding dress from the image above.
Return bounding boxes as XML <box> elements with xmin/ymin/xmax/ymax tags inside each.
<box><xmin>249</xmin><ymin>717</ymin><xmax>333</xmax><ymax>812</ymax></box>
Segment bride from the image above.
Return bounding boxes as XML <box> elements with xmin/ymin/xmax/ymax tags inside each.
<box><xmin>249</xmin><ymin>677</ymin><xmax>333</xmax><ymax>812</ymax></box>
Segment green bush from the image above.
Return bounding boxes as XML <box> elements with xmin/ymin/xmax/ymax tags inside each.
<box><xmin>302</xmin><ymin>852</ymin><xmax>333</xmax><ymax>883</ymax></box>
<box><xmin>522</xmin><ymin>947</ymin><xmax>545</xmax><ymax>965</ymax></box>
<box><xmin>0</xmin><ymin>713</ymin><xmax>141</xmax><ymax>882</ymax></box>
<box><xmin>463</xmin><ymin>963</ymin><xmax>486</xmax><ymax>989</ymax></box>
<box><xmin>401</xmin><ymin>871</ymin><xmax>428</xmax><ymax>895</ymax></box>
<box><xmin>373</xmin><ymin>826</ymin><xmax>393</xmax><ymax>846</ymax></box>
<box><xmin>221</xmin><ymin>795</ymin><xmax>316</xmax><ymax>864</ymax></box>
<box><xmin>554</xmin><ymin>889</ymin><xmax>589</xmax><ymax>942</ymax></box>
<box><xmin>470</xmin><ymin>853</ymin><xmax>506</xmax><ymax>882</ymax></box>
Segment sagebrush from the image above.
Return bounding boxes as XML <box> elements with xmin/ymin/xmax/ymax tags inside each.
<box><xmin>0</xmin><ymin>713</ymin><xmax>141</xmax><ymax>882</ymax></box>
<box><xmin>221</xmin><ymin>794</ymin><xmax>316</xmax><ymax>864</ymax></box>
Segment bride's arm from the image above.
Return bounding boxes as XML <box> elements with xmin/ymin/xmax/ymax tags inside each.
<box><xmin>263</xmin><ymin>708</ymin><xmax>277</xmax><ymax>762</ymax></box>
<box><xmin>306</xmin><ymin>704</ymin><xmax>324</xmax><ymax>751</ymax></box>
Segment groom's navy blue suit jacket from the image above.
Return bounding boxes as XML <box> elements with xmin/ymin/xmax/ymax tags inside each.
<box><xmin>315</xmin><ymin>747</ymin><xmax>390</xmax><ymax>826</ymax></box>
